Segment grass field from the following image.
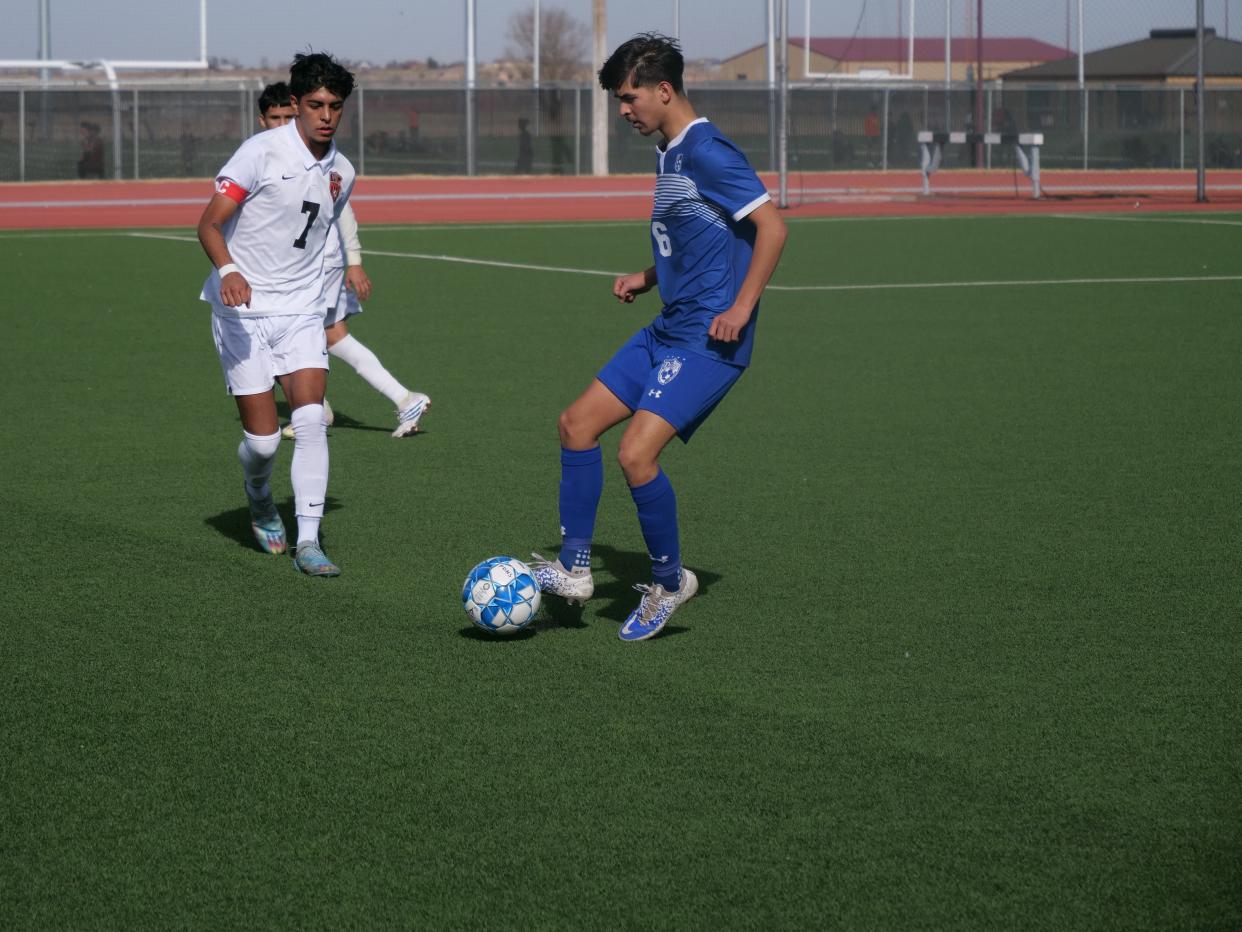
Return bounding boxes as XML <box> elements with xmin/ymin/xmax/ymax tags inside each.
<box><xmin>2</xmin><ymin>212</ymin><xmax>1240</xmax><ymax>929</ymax></box>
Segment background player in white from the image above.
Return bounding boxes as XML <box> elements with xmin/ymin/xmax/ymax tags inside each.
<box><xmin>255</xmin><ymin>83</ymin><xmax>432</xmax><ymax>441</ymax></box>
<box><xmin>196</xmin><ymin>52</ymin><xmax>357</xmax><ymax>577</ymax></box>
<box><xmin>531</xmin><ymin>34</ymin><xmax>787</xmax><ymax>641</ymax></box>
<box><xmin>310</xmin><ymin>199</ymin><xmax>433</xmax><ymax>440</ymax></box>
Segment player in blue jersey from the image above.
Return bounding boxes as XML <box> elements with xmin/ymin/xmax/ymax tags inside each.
<box><xmin>530</xmin><ymin>33</ymin><xmax>788</xmax><ymax>641</ymax></box>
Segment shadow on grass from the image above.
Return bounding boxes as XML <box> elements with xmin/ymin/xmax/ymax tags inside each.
<box><xmin>457</xmin><ymin>624</ymin><xmax>538</xmax><ymax>642</ymax></box>
<box><xmin>328</xmin><ymin>411</ymin><xmax>409</xmax><ymax>436</ymax></box>
<box><xmin>455</xmin><ymin>543</ymin><xmax>722</xmax><ymax>641</ymax></box>
<box><xmin>521</xmin><ymin>542</ymin><xmax>721</xmax><ymax>638</ymax></box>
<box><xmin>276</xmin><ymin>397</ymin><xmax>425</xmax><ymax>437</ymax></box>
<box><xmin>205</xmin><ymin>495</ymin><xmax>344</xmax><ymax>550</ymax></box>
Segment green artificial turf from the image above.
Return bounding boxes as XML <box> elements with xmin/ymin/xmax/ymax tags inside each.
<box><xmin>1</xmin><ymin>214</ymin><xmax>1239</xmax><ymax>929</ymax></box>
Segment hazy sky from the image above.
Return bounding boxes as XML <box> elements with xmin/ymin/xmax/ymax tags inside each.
<box><xmin>0</xmin><ymin>1</ymin><xmax>1224</xmax><ymax>69</ymax></box>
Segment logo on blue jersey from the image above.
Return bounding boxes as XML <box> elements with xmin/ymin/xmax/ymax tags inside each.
<box><xmin>657</xmin><ymin>357</ymin><xmax>684</xmax><ymax>385</ymax></box>
<box><xmin>674</xmin><ymin>153</ymin><xmax>684</xmax><ymax>173</ymax></box>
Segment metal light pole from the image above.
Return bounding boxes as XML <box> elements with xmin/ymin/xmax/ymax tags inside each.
<box><xmin>767</xmin><ymin>0</ymin><xmax>777</xmax><ymax>171</ymax></box>
<box><xmin>1197</xmin><ymin>0</ymin><xmax>1207</xmax><ymax>201</ymax></box>
<box><xmin>466</xmin><ymin>0</ymin><xmax>476</xmax><ymax>175</ymax></box>
<box><xmin>974</xmin><ymin>0</ymin><xmax>983</xmax><ymax>166</ymax></box>
<box><xmin>199</xmin><ymin>0</ymin><xmax>207</xmax><ymax>65</ymax></box>
<box><xmin>944</xmin><ymin>0</ymin><xmax>952</xmax><ymax>130</ymax></box>
<box><xmin>908</xmin><ymin>0</ymin><xmax>916</xmax><ymax>77</ymax></box>
<box><xmin>673</xmin><ymin>0</ymin><xmax>680</xmax><ymax>40</ymax></box>
<box><xmin>778</xmin><ymin>0</ymin><xmax>789</xmax><ymax>208</ymax></box>
<box><xmin>39</xmin><ymin>0</ymin><xmax>51</xmax><ymax>84</ymax></box>
<box><xmin>1079</xmin><ymin>0</ymin><xmax>1087</xmax><ymax>168</ymax></box>
<box><xmin>533</xmin><ymin>0</ymin><xmax>540</xmax><ymax>135</ymax></box>
<box><xmin>592</xmin><ymin>0</ymin><xmax>608</xmax><ymax>175</ymax></box>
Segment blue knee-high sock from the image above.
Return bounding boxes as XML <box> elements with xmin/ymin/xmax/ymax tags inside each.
<box><xmin>629</xmin><ymin>468</ymin><xmax>682</xmax><ymax>592</ymax></box>
<box><xmin>558</xmin><ymin>445</ymin><xmax>603</xmax><ymax>571</ymax></box>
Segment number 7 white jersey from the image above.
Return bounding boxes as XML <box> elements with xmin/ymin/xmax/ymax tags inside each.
<box><xmin>199</xmin><ymin>120</ymin><xmax>356</xmax><ymax>318</ymax></box>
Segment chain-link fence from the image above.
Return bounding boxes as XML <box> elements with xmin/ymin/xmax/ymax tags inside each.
<box><xmin>1</xmin><ymin>81</ymin><xmax>1238</xmax><ymax>181</ymax></box>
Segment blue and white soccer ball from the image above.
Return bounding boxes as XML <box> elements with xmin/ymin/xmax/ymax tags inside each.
<box><xmin>462</xmin><ymin>556</ymin><xmax>541</xmax><ymax>635</ymax></box>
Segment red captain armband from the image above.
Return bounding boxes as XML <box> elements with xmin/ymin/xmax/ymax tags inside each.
<box><xmin>215</xmin><ymin>177</ymin><xmax>247</xmax><ymax>204</ymax></box>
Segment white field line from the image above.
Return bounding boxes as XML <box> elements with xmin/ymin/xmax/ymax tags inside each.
<box><xmin>338</xmin><ymin>245</ymin><xmax>1242</xmax><ymax>293</ymax></box>
<box><xmin>1052</xmin><ymin>212</ymin><xmax>1242</xmax><ymax>228</ymax></box>
<box><xmin>128</xmin><ymin>231</ymin><xmax>197</xmax><ymax>242</ymax></box>
<box><xmin>10</xmin><ymin>178</ymin><xmax>1242</xmax><ymax>213</ymax></box>
<box><xmin>363</xmin><ymin>247</ymin><xmax>622</xmax><ymax>278</ymax></box>
<box><xmin>0</xmin><ymin>213</ymin><xmax>1055</xmax><ymax>240</ymax></box>
<box><xmin>0</xmin><ymin>188</ymin><xmax>654</xmax><ymax>211</ymax></box>
<box><xmin>769</xmin><ymin>274</ymin><xmax>1242</xmax><ymax>292</ymax></box>
<box><xmin>111</xmin><ymin>232</ymin><xmax>1242</xmax><ymax>294</ymax></box>
<box><xmin>8</xmin><ymin>209</ymin><xmax>1242</xmax><ymax>242</ymax></box>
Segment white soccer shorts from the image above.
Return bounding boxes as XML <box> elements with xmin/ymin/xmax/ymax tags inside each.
<box><xmin>322</xmin><ymin>265</ymin><xmax>364</xmax><ymax>327</ymax></box>
<box><xmin>211</xmin><ymin>311</ymin><xmax>328</xmax><ymax>396</ymax></box>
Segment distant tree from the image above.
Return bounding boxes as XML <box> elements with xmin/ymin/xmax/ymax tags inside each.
<box><xmin>505</xmin><ymin>4</ymin><xmax>588</xmax><ymax>82</ymax></box>
<box><xmin>427</xmin><ymin>56</ymin><xmax>439</xmax><ymax>70</ymax></box>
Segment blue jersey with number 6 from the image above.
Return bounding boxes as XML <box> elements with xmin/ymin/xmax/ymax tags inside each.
<box><xmin>648</xmin><ymin>118</ymin><xmax>771</xmax><ymax>368</ymax></box>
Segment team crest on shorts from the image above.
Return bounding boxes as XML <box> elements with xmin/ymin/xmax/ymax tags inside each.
<box><xmin>329</xmin><ymin>171</ymin><xmax>342</xmax><ymax>201</ymax></box>
<box><xmin>657</xmin><ymin>356</ymin><xmax>684</xmax><ymax>385</ymax></box>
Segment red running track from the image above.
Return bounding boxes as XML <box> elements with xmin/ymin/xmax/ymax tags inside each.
<box><xmin>3</xmin><ymin>170</ymin><xmax>1241</xmax><ymax>229</ymax></box>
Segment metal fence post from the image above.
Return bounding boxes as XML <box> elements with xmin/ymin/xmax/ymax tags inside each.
<box><xmin>1180</xmin><ymin>87</ymin><xmax>1186</xmax><ymax>169</ymax></box>
<box><xmin>133</xmin><ymin>88</ymin><xmax>140</xmax><ymax>179</ymax></box>
<box><xmin>357</xmin><ymin>85</ymin><xmax>366</xmax><ymax>175</ymax></box>
<box><xmin>985</xmin><ymin>86</ymin><xmax>992</xmax><ymax>169</ymax></box>
<box><xmin>106</xmin><ymin>66</ymin><xmax>123</xmax><ymax>180</ymax></box>
<box><xmin>881</xmin><ymin>87</ymin><xmax>890</xmax><ymax>171</ymax></box>
<box><xmin>574</xmin><ymin>85</ymin><xmax>581</xmax><ymax>175</ymax></box>
<box><xmin>1081</xmin><ymin>87</ymin><xmax>1089</xmax><ymax>169</ymax></box>
<box><xmin>18</xmin><ymin>88</ymin><xmax>26</xmax><ymax>181</ymax></box>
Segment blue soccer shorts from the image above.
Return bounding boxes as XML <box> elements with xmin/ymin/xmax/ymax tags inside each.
<box><xmin>596</xmin><ymin>326</ymin><xmax>744</xmax><ymax>442</ymax></box>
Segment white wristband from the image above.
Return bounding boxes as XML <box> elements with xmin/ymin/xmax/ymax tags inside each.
<box><xmin>217</xmin><ymin>263</ymin><xmax>240</xmax><ymax>278</ymax></box>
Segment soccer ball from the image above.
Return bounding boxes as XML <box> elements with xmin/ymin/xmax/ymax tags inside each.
<box><xmin>462</xmin><ymin>556</ymin><xmax>541</xmax><ymax>635</ymax></box>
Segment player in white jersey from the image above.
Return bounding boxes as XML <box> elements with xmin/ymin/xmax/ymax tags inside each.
<box><xmin>196</xmin><ymin>53</ymin><xmax>358</xmax><ymax>577</ymax></box>
<box><xmin>254</xmin><ymin>83</ymin><xmax>432</xmax><ymax>441</ymax></box>
<box><xmin>313</xmin><ymin>202</ymin><xmax>433</xmax><ymax>439</ymax></box>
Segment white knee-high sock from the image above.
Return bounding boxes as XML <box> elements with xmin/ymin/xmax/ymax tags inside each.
<box><xmin>290</xmin><ymin>404</ymin><xmax>328</xmax><ymax>546</ymax></box>
<box><xmin>329</xmin><ymin>334</ymin><xmax>409</xmax><ymax>406</ymax></box>
<box><xmin>238</xmin><ymin>430</ymin><xmax>281</xmax><ymax>501</ymax></box>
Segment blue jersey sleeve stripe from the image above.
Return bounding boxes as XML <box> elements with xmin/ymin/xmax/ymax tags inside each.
<box><xmin>732</xmin><ymin>192</ymin><xmax>771</xmax><ymax>222</ymax></box>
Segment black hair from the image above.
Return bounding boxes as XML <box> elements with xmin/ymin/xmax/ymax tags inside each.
<box><xmin>257</xmin><ymin>81</ymin><xmax>292</xmax><ymax>115</ymax></box>
<box><xmin>597</xmin><ymin>33</ymin><xmax>684</xmax><ymax>94</ymax></box>
<box><xmin>289</xmin><ymin>51</ymin><xmax>356</xmax><ymax>101</ymax></box>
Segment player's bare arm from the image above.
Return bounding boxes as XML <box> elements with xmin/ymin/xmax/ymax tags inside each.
<box><xmin>708</xmin><ymin>202</ymin><xmax>787</xmax><ymax>343</ymax></box>
<box><xmin>344</xmin><ymin>265</ymin><xmax>372</xmax><ymax>302</ymax></box>
<box><xmin>338</xmin><ymin>203</ymin><xmax>371</xmax><ymax>301</ymax></box>
<box><xmin>613</xmin><ymin>266</ymin><xmax>657</xmax><ymax>303</ymax></box>
<box><xmin>196</xmin><ymin>193</ymin><xmax>251</xmax><ymax>308</ymax></box>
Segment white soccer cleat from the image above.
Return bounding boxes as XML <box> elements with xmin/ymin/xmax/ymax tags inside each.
<box><xmin>528</xmin><ymin>552</ymin><xmax>594</xmax><ymax>605</ymax></box>
<box><xmin>618</xmin><ymin>568</ymin><xmax>699</xmax><ymax>642</ymax></box>
<box><xmin>392</xmin><ymin>391</ymin><xmax>431</xmax><ymax>438</ymax></box>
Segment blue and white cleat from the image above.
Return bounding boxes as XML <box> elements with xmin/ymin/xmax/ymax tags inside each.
<box><xmin>618</xmin><ymin>568</ymin><xmax>698</xmax><ymax>642</ymax></box>
<box><xmin>246</xmin><ymin>489</ymin><xmax>287</xmax><ymax>555</ymax></box>
<box><xmin>528</xmin><ymin>552</ymin><xmax>594</xmax><ymax>605</ymax></box>
<box><xmin>393</xmin><ymin>392</ymin><xmax>431</xmax><ymax>438</ymax></box>
<box><xmin>293</xmin><ymin>541</ymin><xmax>341</xmax><ymax>577</ymax></box>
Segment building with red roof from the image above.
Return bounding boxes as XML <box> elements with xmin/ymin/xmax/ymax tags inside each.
<box><xmin>721</xmin><ymin>36</ymin><xmax>1071</xmax><ymax>82</ymax></box>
